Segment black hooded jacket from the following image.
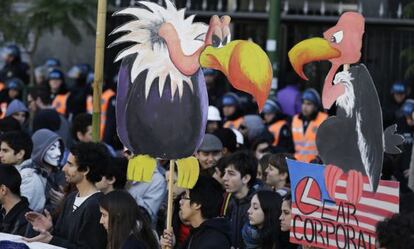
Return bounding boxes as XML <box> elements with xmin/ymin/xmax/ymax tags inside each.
<box><xmin>225</xmin><ymin>189</ymin><xmax>256</xmax><ymax>249</ymax></box>
<box><xmin>0</xmin><ymin>198</ymin><xmax>31</xmax><ymax>236</ymax></box>
<box><xmin>180</xmin><ymin>218</ymin><xmax>231</xmax><ymax>249</ymax></box>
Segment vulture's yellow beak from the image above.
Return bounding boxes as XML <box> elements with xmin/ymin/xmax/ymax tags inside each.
<box><xmin>200</xmin><ymin>40</ymin><xmax>272</xmax><ymax>110</ymax></box>
<box><xmin>288</xmin><ymin>37</ymin><xmax>341</xmax><ymax>80</ymax></box>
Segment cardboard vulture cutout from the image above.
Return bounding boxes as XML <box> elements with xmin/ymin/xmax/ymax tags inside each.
<box><xmin>287</xmin><ymin>12</ymin><xmax>403</xmax><ymax>249</ymax></box>
<box><xmin>111</xmin><ymin>0</ymin><xmax>272</xmax><ymax>188</ymax></box>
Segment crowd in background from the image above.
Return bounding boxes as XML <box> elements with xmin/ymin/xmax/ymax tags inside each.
<box><xmin>0</xmin><ymin>43</ymin><xmax>413</xmax><ymax>249</ymax></box>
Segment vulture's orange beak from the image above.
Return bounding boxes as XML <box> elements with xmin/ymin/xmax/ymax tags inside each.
<box><xmin>200</xmin><ymin>40</ymin><xmax>272</xmax><ymax>110</ymax></box>
<box><xmin>288</xmin><ymin>37</ymin><xmax>341</xmax><ymax>81</ymax></box>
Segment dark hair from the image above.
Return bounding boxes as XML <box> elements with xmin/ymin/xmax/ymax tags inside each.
<box><xmin>71</xmin><ymin>113</ymin><xmax>92</xmax><ymax>141</ymax></box>
<box><xmin>376</xmin><ymin>213</ymin><xmax>414</xmax><ymax>249</ymax></box>
<box><xmin>99</xmin><ymin>190</ymin><xmax>158</xmax><ymax>249</ymax></box>
<box><xmin>0</xmin><ymin>116</ymin><xmax>21</xmax><ymax>133</ymax></box>
<box><xmin>104</xmin><ymin>157</ymin><xmax>128</xmax><ymax>190</ymax></box>
<box><xmin>258</xmin><ymin>153</ymin><xmax>272</xmax><ymax>180</ymax></box>
<box><xmin>214</xmin><ymin>128</ymin><xmax>237</xmax><ymax>153</ymax></box>
<box><xmin>224</xmin><ymin>151</ymin><xmax>258</xmax><ymax>187</ymax></box>
<box><xmin>0</xmin><ymin>164</ymin><xmax>22</xmax><ymax>195</ymax></box>
<box><xmin>70</xmin><ymin>142</ymin><xmax>109</xmax><ymax>183</ymax></box>
<box><xmin>250</xmin><ymin>136</ymin><xmax>273</xmax><ymax>153</ymax></box>
<box><xmin>0</xmin><ymin>131</ymin><xmax>33</xmax><ymax>160</ymax></box>
<box><xmin>268</xmin><ymin>153</ymin><xmax>295</xmax><ymax>184</ymax></box>
<box><xmin>189</xmin><ymin>176</ymin><xmax>224</xmax><ymax>219</ymax></box>
<box><xmin>28</xmin><ymin>86</ymin><xmax>52</xmax><ymax>105</ymax></box>
<box><xmin>283</xmin><ymin>192</ymin><xmax>292</xmax><ymax>208</ymax></box>
<box><xmin>255</xmin><ymin>191</ymin><xmax>283</xmax><ymax>249</ymax></box>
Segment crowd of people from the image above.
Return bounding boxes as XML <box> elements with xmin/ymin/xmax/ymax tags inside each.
<box><xmin>0</xmin><ymin>43</ymin><xmax>413</xmax><ymax>249</ymax></box>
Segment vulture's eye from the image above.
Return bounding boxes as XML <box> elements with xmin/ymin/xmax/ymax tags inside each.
<box><xmin>331</xmin><ymin>31</ymin><xmax>343</xmax><ymax>44</ymax></box>
<box><xmin>212</xmin><ymin>34</ymin><xmax>221</xmax><ymax>48</ymax></box>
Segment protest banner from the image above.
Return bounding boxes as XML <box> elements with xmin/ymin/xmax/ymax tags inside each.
<box><xmin>287</xmin><ymin>160</ymin><xmax>399</xmax><ymax>249</ymax></box>
<box><xmin>0</xmin><ymin>233</ymin><xmax>65</xmax><ymax>249</ymax></box>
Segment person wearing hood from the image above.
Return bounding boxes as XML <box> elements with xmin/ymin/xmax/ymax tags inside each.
<box><xmin>292</xmin><ymin>88</ymin><xmax>328</xmax><ymax>163</ymax></box>
<box><xmin>239</xmin><ymin>114</ymin><xmax>273</xmax><ymax>149</ymax></box>
<box><xmin>222</xmin><ymin>92</ymin><xmax>245</xmax><ymax>129</ymax></box>
<box><xmin>31</xmin><ymin>129</ymin><xmax>66</xmax><ymax>213</ymax></box>
<box><xmin>5</xmin><ymin>99</ymin><xmax>29</xmax><ymax>133</ymax></box>
<box><xmin>161</xmin><ymin>176</ymin><xmax>231</xmax><ymax>249</ymax></box>
<box><xmin>261</xmin><ymin>98</ymin><xmax>294</xmax><ymax>153</ymax></box>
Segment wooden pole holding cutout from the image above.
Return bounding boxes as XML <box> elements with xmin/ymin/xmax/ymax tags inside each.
<box><xmin>166</xmin><ymin>159</ymin><xmax>175</xmax><ymax>248</ymax></box>
<box><xmin>92</xmin><ymin>0</ymin><xmax>107</xmax><ymax>142</ymax></box>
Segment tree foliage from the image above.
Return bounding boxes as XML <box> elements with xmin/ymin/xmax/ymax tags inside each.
<box><xmin>0</xmin><ymin>0</ymin><xmax>97</xmax><ymax>53</ymax></box>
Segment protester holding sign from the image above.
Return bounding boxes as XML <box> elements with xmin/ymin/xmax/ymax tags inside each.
<box><xmin>160</xmin><ymin>176</ymin><xmax>230</xmax><ymax>249</ymax></box>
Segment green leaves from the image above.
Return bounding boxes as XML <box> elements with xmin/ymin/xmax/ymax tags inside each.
<box><xmin>0</xmin><ymin>0</ymin><xmax>97</xmax><ymax>51</ymax></box>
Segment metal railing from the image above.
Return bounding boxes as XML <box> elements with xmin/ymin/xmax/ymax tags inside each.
<box><xmin>111</xmin><ymin>0</ymin><xmax>411</xmax><ymax>20</ymax></box>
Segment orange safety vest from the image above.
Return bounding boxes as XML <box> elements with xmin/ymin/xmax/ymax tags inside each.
<box><xmin>86</xmin><ymin>89</ymin><xmax>116</xmax><ymax>137</ymax></box>
<box><xmin>223</xmin><ymin>117</ymin><xmax>244</xmax><ymax>129</ymax></box>
<box><xmin>292</xmin><ymin>112</ymin><xmax>327</xmax><ymax>163</ymax></box>
<box><xmin>268</xmin><ymin>120</ymin><xmax>288</xmax><ymax>146</ymax></box>
<box><xmin>52</xmin><ymin>93</ymin><xmax>70</xmax><ymax>115</ymax></box>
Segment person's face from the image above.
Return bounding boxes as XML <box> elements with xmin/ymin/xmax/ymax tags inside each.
<box><xmin>393</xmin><ymin>92</ymin><xmax>406</xmax><ymax>104</ymax></box>
<box><xmin>62</xmin><ymin>153</ymin><xmax>85</xmax><ymax>184</ymax></box>
<box><xmin>179</xmin><ymin>190</ymin><xmax>198</xmax><ymax>223</ymax></box>
<box><xmin>247</xmin><ymin>194</ymin><xmax>265</xmax><ymax>228</ymax></box>
<box><xmin>255</xmin><ymin>142</ymin><xmax>269</xmax><ymax>160</ymax></box>
<box><xmin>77</xmin><ymin>125</ymin><xmax>93</xmax><ymax>143</ymax></box>
<box><xmin>27</xmin><ymin>94</ymin><xmax>37</xmax><ymax>112</ymax></box>
<box><xmin>206</xmin><ymin>121</ymin><xmax>219</xmax><ymax>133</ymax></box>
<box><xmin>280</xmin><ymin>200</ymin><xmax>292</xmax><ymax>232</ymax></box>
<box><xmin>264</xmin><ymin>113</ymin><xmax>275</xmax><ymax>124</ymax></box>
<box><xmin>49</xmin><ymin>79</ymin><xmax>62</xmax><ymax>93</ymax></box>
<box><xmin>95</xmin><ymin>176</ymin><xmax>114</xmax><ymax>194</ymax></box>
<box><xmin>35</xmin><ymin>75</ymin><xmax>45</xmax><ymax>86</ymax></box>
<box><xmin>256</xmin><ymin>163</ymin><xmax>263</xmax><ymax>180</ymax></box>
<box><xmin>0</xmin><ymin>184</ymin><xmax>7</xmax><ymax>204</ymax></box>
<box><xmin>44</xmin><ymin>141</ymin><xmax>61</xmax><ymax>167</ymax></box>
<box><xmin>205</xmin><ymin>74</ymin><xmax>216</xmax><ymax>89</ymax></box>
<box><xmin>222</xmin><ymin>165</ymin><xmax>250</xmax><ymax>194</ymax></box>
<box><xmin>8</xmin><ymin>89</ymin><xmax>19</xmax><ymax>99</ymax></box>
<box><xmin>99</xmin><ymin>207</ymin><xmax>109</xmax><ymax>231</ymax></box>
<box><xmin>223</xmin><ymin>105</ymin><xmax>236</xmax><ymax>117</ymax></box>
<box><xmin>301</xmin><ymin>100</ymin><xmax>317</xmax><ymax>117</ymax></box>
<box><xmin>265</xmin><ymin>165</ymin><xmax>287</xmax><ymax>188</ymax></box>
<box><xmin>196</xmin><ymin>150</ymin><xmax>223</xmax><ymax>170</ymax></box>
<box><xmin>165</xmin><ymin>170</ymin><xmax>185</xmax><ymax>200</ymax></box>
<box><xmin>0</xmin><ymin>142</ymin><xmax>23</xmax><ymax>165</ymax></box>
<box><xmin>406</xmin><ymin>115</ymin><xmax>414</xmax><ymax>127</ymax></box>
<box><xmin>12</xmin><ymin>112</ymin><xmax>26</xmax><ymax>125</ymax></box>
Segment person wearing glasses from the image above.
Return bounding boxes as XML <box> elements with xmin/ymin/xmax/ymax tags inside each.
<box><xmin>160</xmin><ymin>176</ymin><xmax>231</xmax><ymax>249</ymax></box>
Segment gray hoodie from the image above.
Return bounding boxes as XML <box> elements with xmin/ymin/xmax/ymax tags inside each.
<box><xmin>243</xmin><ymin>115</ymin><xmax>266</xmax><ymax>142</ymax></box>
<box><xmin>5</xmin><ymin>99</ymin><xmax>28</xmax><ymax>117</ymax></box>
<box><xmin>31</xmin><ymin>129</ymin><xmax>63</xmax><ymax>169</ymax></box>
